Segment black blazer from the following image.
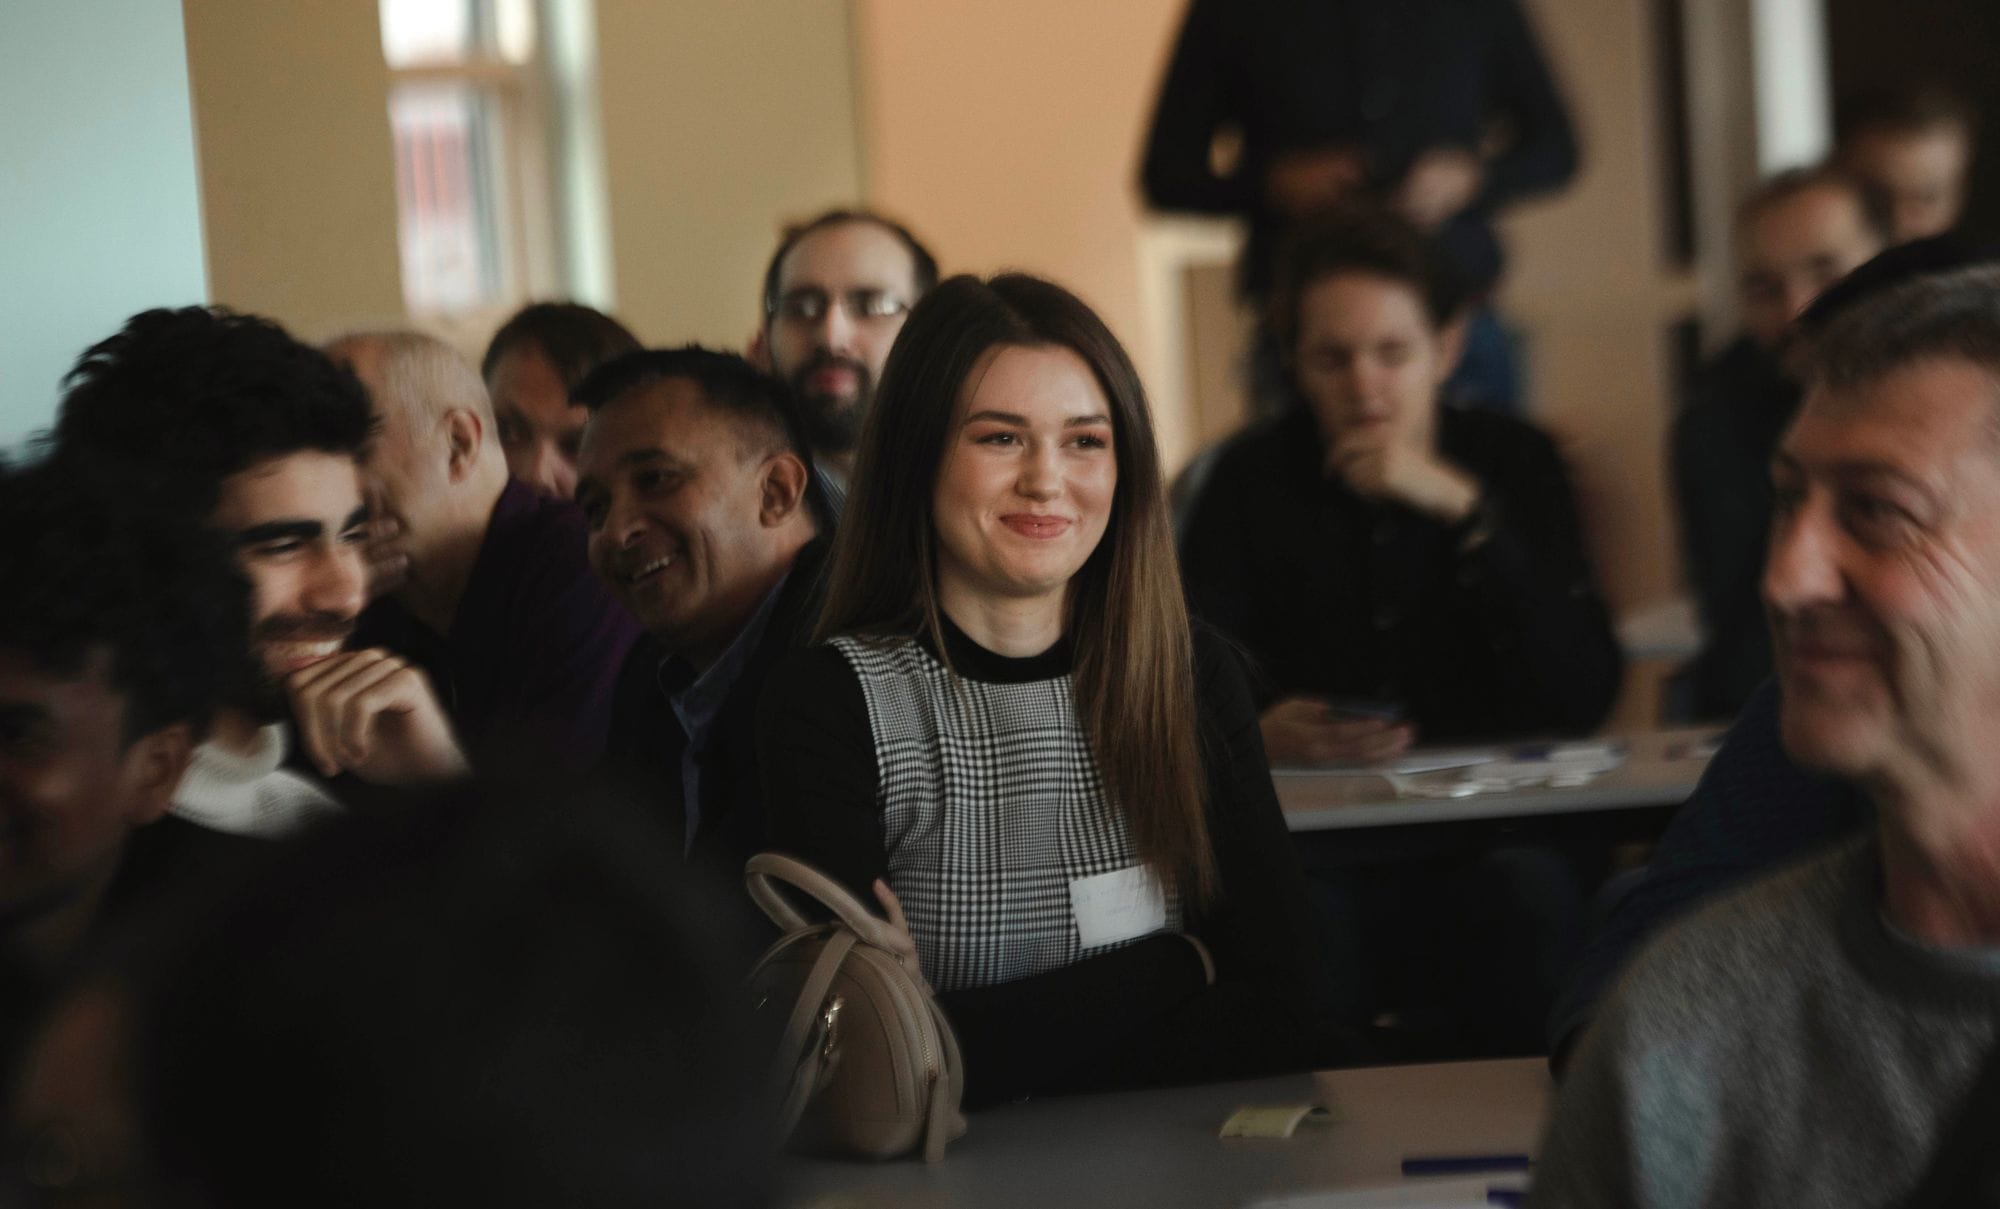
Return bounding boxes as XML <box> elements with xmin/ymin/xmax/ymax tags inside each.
<box><xmin>601</xmin><ymin>538</ymin><xmax>832</xmax><ymax>879</ymax></box>
<box><xmin>1140</xmin><ymin>0</ymin><xmax>1579</xmax><ymax>295</ymax></box>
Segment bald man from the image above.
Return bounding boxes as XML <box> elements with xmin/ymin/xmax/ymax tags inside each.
<box><xmin>328</xmin><ymin>332</ymin><xmax>639</xmax><ymax>767</ymax></box>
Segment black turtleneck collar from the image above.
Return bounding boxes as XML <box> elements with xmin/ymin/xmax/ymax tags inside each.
<box><xmin>918</xmin><ymin>612</ymin><xmax>1074</xmax><ymax>684</ymax></box>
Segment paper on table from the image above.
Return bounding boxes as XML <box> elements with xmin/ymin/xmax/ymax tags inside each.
<box><xmin>1247</xmin><ymin>1176</ymin><xmax>1527</xmax><ymax>1207</ymax></box>
<box><xmin>1270</xmin><ymin>748</ymin><xmax>1499</xmax><ymax>777</ymax></box>
<box><xmin>1218</xmin><ymin>1103</ymin><xmax>1332</xmax><ymax>1138</ymax></box>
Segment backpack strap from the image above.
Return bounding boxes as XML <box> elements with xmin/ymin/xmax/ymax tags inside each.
<box><xmin>769</xmin><ymin>928</ymin><xmax>857</xmax><ymax>1138</ymax></box>
<box><xmin>921</xmin><ymin>994</ymin><xmax>966</xmax><ymax>1163</ymax></box>
<box><xmin>746</xmin><ymin>852</ymin><xmax>908</xmax><ymax>952</ymax></box>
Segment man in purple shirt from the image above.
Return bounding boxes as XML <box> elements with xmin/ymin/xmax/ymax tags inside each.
<box><xmin>329</xmin><ymin>332</ymin><xmax>639</xmax><ymax>768</ymax></box>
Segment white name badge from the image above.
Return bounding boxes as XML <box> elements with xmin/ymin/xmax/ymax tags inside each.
<box><xmin>1069</xmin><ymin>865</ymin><xmax>1167</xmax><ymax>949</ymax></box>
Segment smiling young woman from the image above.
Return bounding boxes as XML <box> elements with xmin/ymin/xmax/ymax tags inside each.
<box><xmin>757</xmin><ymin>273</ymin><xmax>1354</xmax><ymax>1106</ymax></box>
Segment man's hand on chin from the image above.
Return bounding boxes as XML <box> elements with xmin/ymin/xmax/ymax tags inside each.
<box><xmin>287</xmin><ymin>649</ymin><xmax>468</xmax><ymax>783</ymax></box>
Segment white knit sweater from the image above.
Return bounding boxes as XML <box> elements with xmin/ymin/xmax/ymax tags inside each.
<box><xmin>171</xmin><ymin>724</ymin><xmax>341</xmax><ymax>838</ymax></box>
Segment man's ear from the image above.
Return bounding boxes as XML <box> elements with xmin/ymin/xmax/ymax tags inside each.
<box><xmin>1432</xmin><ymin>316</ymin><xmax>1469</xmax><ymax>386</ymax></box>
<box><xmin>122</xmin><ymin>722</ymin><xmax>197</xmax><ymax>827</ymax></box>
<box><xmin>759</xmin><ymin>452</ymin><xmax>809</xmax><ymax>528</ymax></box>
<box><xmin>443</xmin><ymin>409</ymin><xmax>485</xmax><ymax>483</ymax></box>
<box><xmin>747</xmin><ymin>326</ymin><xmax>771</xmax><ymax>372</ymax></box>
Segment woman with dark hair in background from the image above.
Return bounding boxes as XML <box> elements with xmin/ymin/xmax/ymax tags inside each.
<box><xmin>757</xmin><ymin>272</ymin><xmax>1350</xmax><ymax>1107</ymax></box>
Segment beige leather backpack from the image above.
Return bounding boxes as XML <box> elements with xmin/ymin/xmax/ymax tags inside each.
<box><xmin>745</xmin><ymin>853</ymin><xmax>968</xmax><ymax>1163</ymax></box>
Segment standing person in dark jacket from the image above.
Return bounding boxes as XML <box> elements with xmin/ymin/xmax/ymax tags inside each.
<box><xmin>1181</xmin><ymin>209</ymin><xmax>1621</xmax><ymax>765</ymax></box>
<box><xmin>1673</xmin><ymin>168</ymin><xmax>1886</xmax><ymax>720</ymax></box>
<box><xmin>759</xmin><ymin>273</ymin><xmax>1352</xmax><ymax>1107</ymax></box>
<box><xmin>1140</xmin><ymin>0</ymin><xmax>1577</xmax><ymax>409</ymax></box>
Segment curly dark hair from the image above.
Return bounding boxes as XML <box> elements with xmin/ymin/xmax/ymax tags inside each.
<box><xmin>480</xmin><ymin>301</ymin><xmax>642</xmax><ymax>395</ymax></box>
<box><xmin>0</xmin><ymin>458</ymin><xmax>251</xmax><ymax>743</ymax></box>
<box><xmin>49</xmin><ymin>306</ymin><xmax>375</xmax><ymax>521</ymax></box>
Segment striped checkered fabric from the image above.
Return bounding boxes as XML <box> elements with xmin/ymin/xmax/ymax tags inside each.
<box><xmin>832</xmin><ymin>634</ymin><xmax>1182</xmax><ymax>994</ymax></box>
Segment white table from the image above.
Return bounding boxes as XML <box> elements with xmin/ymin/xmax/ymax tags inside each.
<box><xmin>780</xmin><ymin>1058</ymin><xmax>1551</xmax><ymax>1209</ymax></box>
<box><xmin>1275</xmin><ymin>727</ymin><xmax>1720</xmax><ymax>831</ymax></box>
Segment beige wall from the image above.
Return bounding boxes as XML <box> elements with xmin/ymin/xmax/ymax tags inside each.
<box><xmin>182</xmin><ymin>0</ymin><xmax>406</xmax><ymax>338</ymax></box>
<box><xmin>1495</xmin><ymin>0</ymin><xmax>1688</xmax><ymax>617</ymax></box>
<box><xmin>854</xmin><ymin>0</ymin><xmax>1184</xmax><ymax>425</ymax></box>
<box><xmin>595</xmin><ymin>0</ymin><xmax>865</xmax><ymax>348</ymax></box>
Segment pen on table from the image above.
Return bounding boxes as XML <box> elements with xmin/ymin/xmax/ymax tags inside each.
<box><xmin>1400</xmin><ymin>1153</ymin><xmax>1532</xmax><ymax>1177</ymax></box>
<box><xmin>1486</xmin><ymin>1188</ymin><xmax>1526</xmax><ymax>1207</ymax></box>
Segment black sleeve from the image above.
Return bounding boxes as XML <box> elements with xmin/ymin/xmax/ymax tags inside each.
<box><xmin>1672</xmin><ymin>400</ymin><xmax>1750</xmax><ymax>640</ymax></box>
<box><xmin>1544</xmin><ymin>681</ymin><xmax>1867</xmax><ymax>1061</ymax></box>
<box><xmin>1471</xmin><ymin>0</ymin><xmax>1580</xmax><ymax>210</ymax></box>
<box><xmin>1450</xmin><ymin>424</ymin><xmax>1624</xmax><ymax>734</ymax></box>
<box><xmin>755</xmin><ymin>645</ymin><xmax>884</xmax><ymax>892</ymax></box>
<box><xmin>936</xmin><ymin>934</ymin><xmax>1213</xmax><ymax>1107</ymax></box>
<box><xmin>1133</xmin><ymin>628</ymin><xmax>1358</xmax><ymax>1077</ymax></box>
<box><xmin>1138</xmin><ymin>0</ymin><xmax>1258</xmax><ymax>216</ymax></box>
<box><xmin>1672</xmin><ymin>398</ymin><xmax>1777</xmax><ymax>717</ymax></box>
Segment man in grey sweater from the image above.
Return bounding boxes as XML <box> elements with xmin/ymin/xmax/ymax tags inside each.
<box><xmin>1531</xmin><ymin>264</ymin><xmax>2000</xmax><ymax>1208</ymax></box>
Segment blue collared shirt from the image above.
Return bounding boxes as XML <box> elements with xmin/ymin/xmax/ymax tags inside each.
<box><xmin>657</xmin><ymin>570</ymin><xmax>792</xmax><ymax>852</ymax></box>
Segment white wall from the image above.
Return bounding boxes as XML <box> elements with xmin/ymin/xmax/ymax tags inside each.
<box><xmin>1751</xmin><ymin>0</ymin><xmax>1832</xmax><ymax>173</ymax></box>
<box><xmin>0</xmin><ymin>1</ymin><xmax>208</xmax><ymax>452</ymax></box>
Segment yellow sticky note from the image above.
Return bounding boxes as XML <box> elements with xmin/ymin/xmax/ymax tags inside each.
<box><xmin>1218</xmin><ymin>1103</ymin><xmax>1331</xmax><ymax>1139</ymax></box>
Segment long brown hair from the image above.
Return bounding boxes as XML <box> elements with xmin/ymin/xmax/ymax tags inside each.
<box><xmin>815</xmin><ymin>273</ymin><xmax>1218</xmax><ymax>903</ymax></box>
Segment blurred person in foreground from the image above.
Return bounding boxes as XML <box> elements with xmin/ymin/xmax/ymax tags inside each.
<box><xmin>1546</xmin><ymin>240</ymin><xmax>2000</xmax><ymax>1064</ymax></box>
<box><xmin>0</xmin><ymin>463</ymin><xmax>263</xmax><ymax>1090</ymax></box>
<box><xmin>4</xmin><ymin>771</ymin><xmax>774</xmax><ymax>1209</ymax></box>
<box><xmin>1534</xmin><ymin>264</ymin><xmax>2000</xmax><ymax>1208</ymax></box>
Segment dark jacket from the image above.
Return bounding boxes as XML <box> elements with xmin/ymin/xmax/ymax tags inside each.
<box><xmin>1141</xmin><ymin>0</ymin><xmax>1578</xmax><ymax>296</ymax></box>
<box><xmin>602</xmin><ymin>538</ymin><xmax>831</xmax><ymax>878</ymax></box>
<box><xmin>1672</xmin><ymin>336</ymin><xmax>1800</xmax><ymax>721</ymax></box>
<box><xmin>1180</xmin><ymin>406</ymin><xmax>1622</xmax><ymax>741</ymax></box>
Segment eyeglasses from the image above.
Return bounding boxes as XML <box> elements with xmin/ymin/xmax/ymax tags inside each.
<box><xmin>769</xmin><ymin>287</ymin><xmax>910</xmax><ymax>324</ymax></box>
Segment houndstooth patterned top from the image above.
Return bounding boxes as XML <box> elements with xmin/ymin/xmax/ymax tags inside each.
<box><xmin>830</xmin><ymin>632</ymin><xmax>1182</xmax><ymax>994</ymax></box>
